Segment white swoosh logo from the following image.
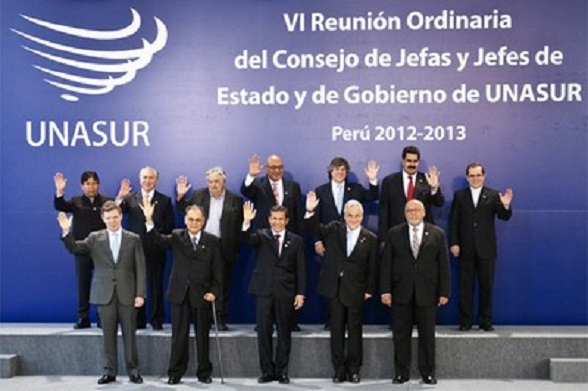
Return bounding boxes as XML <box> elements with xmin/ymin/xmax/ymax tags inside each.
<box><xmin>12</xmin><ymin>8</ymin><xmax>168</xmax><ymax>101</ymax></box>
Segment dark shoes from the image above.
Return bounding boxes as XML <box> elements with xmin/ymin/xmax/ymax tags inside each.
<box><xmin>480</xmin><ymin>324</ymin><xmax>495</xmax><ymax>332</ymax></box>
<box><xmin>258</xmin><ymin>374</ymin><xmax>275</xmax><ymax>383</ymax></box>
<box><xmin>136</xmin><ymin>322</ymin><xmax>147</xmax><ymax>330</ymax></box>
<box><xmin>332</xmin><ymin>373</ymin><xmax>346</xmax><ymax>383</ymax></box>
<box><xmin>198</xmin><ymin>376</ymin><xmax>212</xmax><ymax>383</ymax></box>
<box><xmin>392</xmin><ymin>375</ymin><xmax>409</xmax><ymax>384</ymax></box>
<box><xmin>422</xmin><ymin>375</ymin><xmax>437</xmax><ymax>384</ymax></box>
<box><xmin>217</xmin><ymin>323</ymin><xmax>229</xmax><ymax>331</ymax></box>
<box><xmin>151</xmin><ymin>321</ymin><xmax>163</xmax><ymax>330</ymax></box>
<box><xmin>74</xmin><ymin>318</ymin><xmax>91</xmax><ymax>329</ymax></box>
<box><xmin>291</xmin><ymin>324</ymin><xmax>301</xmax><ymax>332</ymax></box>
<box><xmin>97</xmin><ymin>375</ymin><xmax>116</xmax><ymax>384</ymax></box>
<box><xmin>129</xmin><ymin>374</ymin><xmax>143</xmax><ymax>384</ymax></box>
<box><xmin>167</xmin><ymin>376</ymin><xmax>181</xmax><ymax>385</ymax></box>
<box><xmin>277</xmin><ymin>374</ymin><xmax>290</xmax><ymax>384</ymax></box>
<box><xmin>459</xmin><ymin>324</ymin><xmax>472</xmax><ymax>331</ymax></box>
<box><xmin>348</xmin><ymin>373</ymin><xmax>360</xmax><ymax>383</ymax></box>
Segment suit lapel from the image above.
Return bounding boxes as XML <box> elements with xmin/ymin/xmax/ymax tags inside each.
<box><xmin>394</xmin><ymin>175</ymin><xmax>408</xmax><ymax>202</ymax></box>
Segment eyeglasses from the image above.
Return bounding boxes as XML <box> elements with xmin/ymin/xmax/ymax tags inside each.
<box><xmin>405</xmin><ymin>208</ymin><xmax>423</xmax><ymax>213</ymax></box>
<box><xmin>267</xmin><ymin>165</ymin><xmax>284</xmax><ymax>170</ymax></box>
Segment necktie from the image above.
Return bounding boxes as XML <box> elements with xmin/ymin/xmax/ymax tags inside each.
<box><xmin>335</xmin><ymin>185</ymin><xmax>344</xmax><ymax>214</ymax></box>
<box><xmin>110</xmin><ymin>232</ymin><xmax>120</xmax><ymax>262</ymax></box>
<box><xmin>192</xmin><ymin>236</ymin><xmax>198</xmax><ymax>251</ymax></box>
<box><xmin>274</xmin><ymin>234</ymin><xmax>281</xmax><ymax>256</ymax></box>
<box><xmin>411</xmin><ymin>226</ymin><xmax>420</xmax><ymax>259</ymax></box>
<box><xmin>407</xmin><ymin>175</ymin><xmax>415</xmax><ymax>200</ymax></box>
<box><xmin>272</xmin><ymin>181</ymin><xmax>280</xmax><ymax>205</ymax></box>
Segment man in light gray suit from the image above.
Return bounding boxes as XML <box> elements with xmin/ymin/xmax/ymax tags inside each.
<box><xmin>58</xmin><ymin>201</ymin><xmax>146</xmax><ymax>385</ymax></box>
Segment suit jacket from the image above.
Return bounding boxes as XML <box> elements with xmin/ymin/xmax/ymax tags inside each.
<box><xmin>176</xmin><ymin>188</ymin><xmax>243</xmax><ymax>262</ymax></box>
<box><xmin>378</xmin><ymin>171</ymin><xmax>445</xmax><ymax>240</ymax></box>
<box><xmin>120</xmin><ymin>190</ymin><xmax>175</xmax><ymax>254</ymax></box>
<box><xmin>314</xmin><ymin>180</ymin><xmax>378</xmax><ymax>224</ymax></box>
<box><xmin>307</xmin><ymin>214</ymin><xmax>377</xmax><ymax>307</ymax></box>
<box><xmin>54</xmin><ymin>194</ymin><xmax>111</xmax><ymax>239</ymax></box>
<box><xmin>380</xmin><ymin>222</ymin><xmax>450</xmax><ymax>307</ymax></box>
<box><xmin>148</xmin><ymin>229</ymin><xmax>223</xmax><ymax>308</ymax></box>
<box><xmin>243</xmin><ymin>228</ymin><xmax>306</xmax><ymax>301</ymax></box>
<box><xmin>62</xmin><ymin>229</ymin><xmax>146</xmax><ymax>305</ymax></box>
<box><xmin>449</xmin><ymin>186</ymin><xmax>512</xmax><ymax>260</ymax></box>
<box><xmin>241</xmin><ymin>175</ymin><xmax>304</xmax><ymax>235</ymax></box>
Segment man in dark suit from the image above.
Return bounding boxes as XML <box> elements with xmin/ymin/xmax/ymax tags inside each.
<box><xmin>58</xmin><ymin>201</ymin><xmax>146</xmax><ymax>385</ymax></box>
<box><xmin>242</xmin><ymin>203</ymin><xmax>306</xmax><ymax>385</ymax></box>
<box><xmin>380</xmin><ymin>199</ymin><xmax>451</xmax><ymax>385</ymax></box>
<box><xmin>305</xmin><ymin>193</ymin><xmax>377</xmax><ymax>384</ymax></box>
<box><xmin>176</xmin><ymin>166</ymin><xmax>243</xmax><ymax>330</ymax></box>
<box><xmin>241</xmin><ymin>154</ymin><xmax>304</xmax><ymax>235</ymax></box>
<box><xmin>449</xmin><ymin>163</ymin><xmax>513</xmax><ymax>332</ymax></box>
<box><xmin>241</xmin><ymin>154</ymin><xmax>304</xmax><ymax>331</ymax></box>
<box><xmin>312</xmin><ymin>157</ymin><xmax>379</xmax><ymax>329</ymax></box>
<box><xmin>116</xmin><ymin>166</ymin><xmax>175</xmax><ymax>330</ymax></box>
<box><xmin>54</xmin><ymin>171</ymin><xmax>111</xmax><ymax>329</ymax></box>
<box><xmin>379</xmin><ymin>146</ymin><xmax>444</xmax><ymax>243</ymax></box>
<box><xmin>141</xmin><ymin>202</ymin><xmax>223</xmax><ymax>385</ymax></box>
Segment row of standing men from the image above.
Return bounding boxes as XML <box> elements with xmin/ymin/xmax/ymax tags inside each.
<box><xmin>54</xmin><ymin>145</ymin><xmax>513</xmax><ymax>385</ymax></box>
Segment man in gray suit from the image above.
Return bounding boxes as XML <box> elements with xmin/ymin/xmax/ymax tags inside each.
<box><xmin>58</xmin><ymin>201</ymin><xmax>146</xmax><ymax>385</ymax></box>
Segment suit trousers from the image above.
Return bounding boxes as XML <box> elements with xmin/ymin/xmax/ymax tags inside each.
<box><xmin>392</xmin><ymin>293</ymin><xmax>436</xmax><ymax>378</ymax></box>
<box><xmin>168</xmin><ymin>297</ymin><xmax>213</xmax><ymax>379</ymax></box>
<box><xmin>218</xmin><ymin>257</ymin><xmax>233</xmax><ymax>324</ymax></box>
<box><xmin>459</xmin><ymin>255</ymin><xmax>496</xmax><ymax>327</ymax></box>
<box><xmin>329</xmin><ymin>296</ymin><xmax>363</xmax><ymax>376</ymax></box>
<box><xmin>137</xmin><ymin>250</ymin><xmax>166</xmax><ymax>326</ymax></box>
<box><xmin>256</xmin><ymin>295</ymin><xmax>294</xmax><ymax>377</ymax></box>
<box><xmin>97</xmin><ymin>292</ymin><xmax>139</xmax><ymax>377</ymax></box>
<box><xmin>74</xmin><ymin>254</ymin><xmax>94</xmax><ymax>320</ymax></box>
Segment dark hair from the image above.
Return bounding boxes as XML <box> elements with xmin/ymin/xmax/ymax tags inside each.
<box><xmin>466</xmin><ymin>162</ymin><xmax>485</xmax><ymax>176</ymax></box>
<box><xmin>270</xmin><ymin>205</ymin><xmax>289</xmax><ymax>218</ymax></box>
<box><xmin>101</xmin><ymin>200</ymin><xmax>121</xmax><ymax>216</ymax></box>
<box><xmin>327</xmin><ymin>157</ymin><xmax>350</xmax><ymax>179</ymax></box>
<box><xmin>402</xmin><ymin>146</ymin><xmax>420</xmax><ymax>160</ymax></box>
<box><xmin>185</xmin><ymin>204</ymin><xmax>207</xmax><ymax>220</ymax></box>
<box><xmin>80</xmin><ymin>171</ymin><xmax>100</xmax><ymax>184</ymax></box>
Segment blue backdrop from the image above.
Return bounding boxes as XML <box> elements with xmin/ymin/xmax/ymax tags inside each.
<box><xmin>1</xmin><ymin>0</ymin><xmax>586</xmax><ymax>325</ymax></box>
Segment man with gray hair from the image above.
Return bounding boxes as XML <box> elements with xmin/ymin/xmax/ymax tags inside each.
<box><xmin>304</xmin><ymin>192</ymin><xmax>378</xmax><ymax>384</ymax></box>
<box><xmin>176</xmin><ymin>166</ymin><xmax>243</xmax><ymax>330</ymax></box>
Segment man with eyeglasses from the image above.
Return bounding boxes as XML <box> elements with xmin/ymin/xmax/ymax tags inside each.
<box><xmin>449</xmin><ymin>163</ymin><xmax>513</xmax><ymax>332</ymax></box>
<box><xmin>141</xmin><ymin>202</ymin><xmax>223</xmax><ymax>385</ymax></box>
<box><xmin>176</xmin><ymin>167</ymin><xmax>244</xmax><ymax>331</ymax></box>
<box><xmin>380</xmin><ymin>199</ymin><xmax>450</xmax><ymax>385</ymax></box>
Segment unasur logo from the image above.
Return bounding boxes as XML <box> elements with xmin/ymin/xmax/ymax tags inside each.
<box><xmin>11</xmin><ymin>8</ymin><xmax>168</xmax><ymax>102</ymax></box>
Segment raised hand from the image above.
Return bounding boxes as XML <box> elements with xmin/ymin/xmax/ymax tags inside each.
<box><xmin>306</xmin><ymin>191</ymin><xmax>319</xmax><ymax>212</ymax></box>
<box><xmin>499</xmin><ymin>188</ymin><xmax>513</xmax><ymax>207</ymax></box>
<box><xmin>117</xmin><ymin>178</ymin><xmax>132</xmax><ymax>199</ymax></box>
<box><xmin>248</xmin><ymin>154</ymin><xmax>263</xmax><ymax>177</ymax></box>
<box><xmin>364</xmin><ymin>160</ymin><xmax>380</xmax><ymax>182</ymax></box>
<box><xmin>54</xmin><ymin>172</ymin><xmax>67</xmax><ymax>195</ymax></box>
<box><xmin>176</xmin><ymin>175</ymin><xmax>191</xmax><ymax>199</ymax></box>
<box><xmin>425</xmin><ymin>166</ymin><xmax>440</xmax><ymax>190</ymax></box>
<box><xmin>57</xmin><ymin>212</ymin><xmax>72</xmax><ymax>233</ymax></box>
<box><xmin>243</xmin><ymin>201</ymin><xmax>257</xmax><ymax>223</ymax></box>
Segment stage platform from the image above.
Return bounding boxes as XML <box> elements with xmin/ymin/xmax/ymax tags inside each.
<box><xmin>1</xmin><ymin>324</ymin><xmax>586</xmax><ymax>381</ymax></box>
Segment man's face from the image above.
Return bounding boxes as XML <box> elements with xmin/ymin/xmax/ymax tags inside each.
<box><xmin>404</xmin><ymin>200</ymin><xmax>426</xmax><ymax>227</ymax></box>
<box><xmin>139</xmin><ymin>168</ymin><xmax>157</xmax><ymax>192</ymax></box>
<box><xmin>81</xmin><ymin>178</ymin><xmax>99</xmax><ymax>198</ymax></box>
<box><xmin>344</xmin><ymin>205</ymin><xmax>363</xmax><ymax>230</ymax></box>
<box><xmin>185</xmin><ymin>209</ymin><xmax>205</xmax><ymax>235</ymax></box>
<box><xmin>269</xmin><ymin>210</ymin><xmax>289</xmax><ymax>232</ymax></box>
<box><xmin>207</xmin><ymin>172</ymin><xmax>225</xmax><ymax>198</ymax></box>
<box><xmin>331</xmin><ymin>165</ymin><xmax>347</xmax><ymax>183</ymax></box>
<box><xmin>402</xmin><ymin>153</ymin><xmax>420</xmax><ymax>175</ymax></box>
<box><xmin>266</xmin><ymin>155</ymin><xmax>284</xmax><ymax>182</ymax></box>
<box><xmin>466</xmin><ymin>166</ymin><xmax>485</xmax><ymax>189</ymax></box>
<box><xmin>102</xmin><ymin>209</ymin><xmax>122</xmax><ymax>232</ymax></box>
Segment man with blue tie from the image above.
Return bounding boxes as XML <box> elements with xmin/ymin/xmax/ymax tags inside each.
<box><xmin>58</xmin><ymin>201</ymin><xmax>146</xmax><ymax>385</ymax></box>
<box><xmin>305</xmin><ymin>193</ymin><xmax>378</xmax><ymax>384</ymax></box>
<box><xmin>242</xmin><ymin>202</ymin><xmax>306</xmax><ymax>385</ymax></box>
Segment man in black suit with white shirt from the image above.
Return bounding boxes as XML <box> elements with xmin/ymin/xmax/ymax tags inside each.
<box><xmin>305</xmin><ymin>193</ymin><xmax>377</xmax><ymax>384</ymax></box>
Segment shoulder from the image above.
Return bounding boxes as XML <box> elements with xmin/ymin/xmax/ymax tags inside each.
<box><xmin>382</xmin><ymin>172</ymin><xmax>401</xmax><ymax>184</ymax></box>
<box><xmin>122</xmin><ymin>230</ymin><xmax>141</xmax><ymax>240</ymax></box>
<box><xmin>155</xmin><ymin>190</ymin><xmax>172</xmax><ymax>202</ymax></box>
<box><xmin>315</xmin><ymin>182</ymin><xmax>330</xmax><ymax>194</ymax></box>
<box><xmin>225</xmin><ymin>189</ymin><xmax>243</xmax><ymax>202</ymax></box>
<box><xmin>425</xmin><ymin>223</ymin><xmax>446</xmax><ymax>236</ymax></box>
<box><xmin>361</xmin><ymin>228</ymin><xmax>378</xmax><ymax>241</ymax></box>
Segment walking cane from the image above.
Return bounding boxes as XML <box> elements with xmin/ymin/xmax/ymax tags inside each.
<box><xmin>211</xmin><ymin>300</ymin><xmax>225</xmax><ymax>384</ymax></box>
